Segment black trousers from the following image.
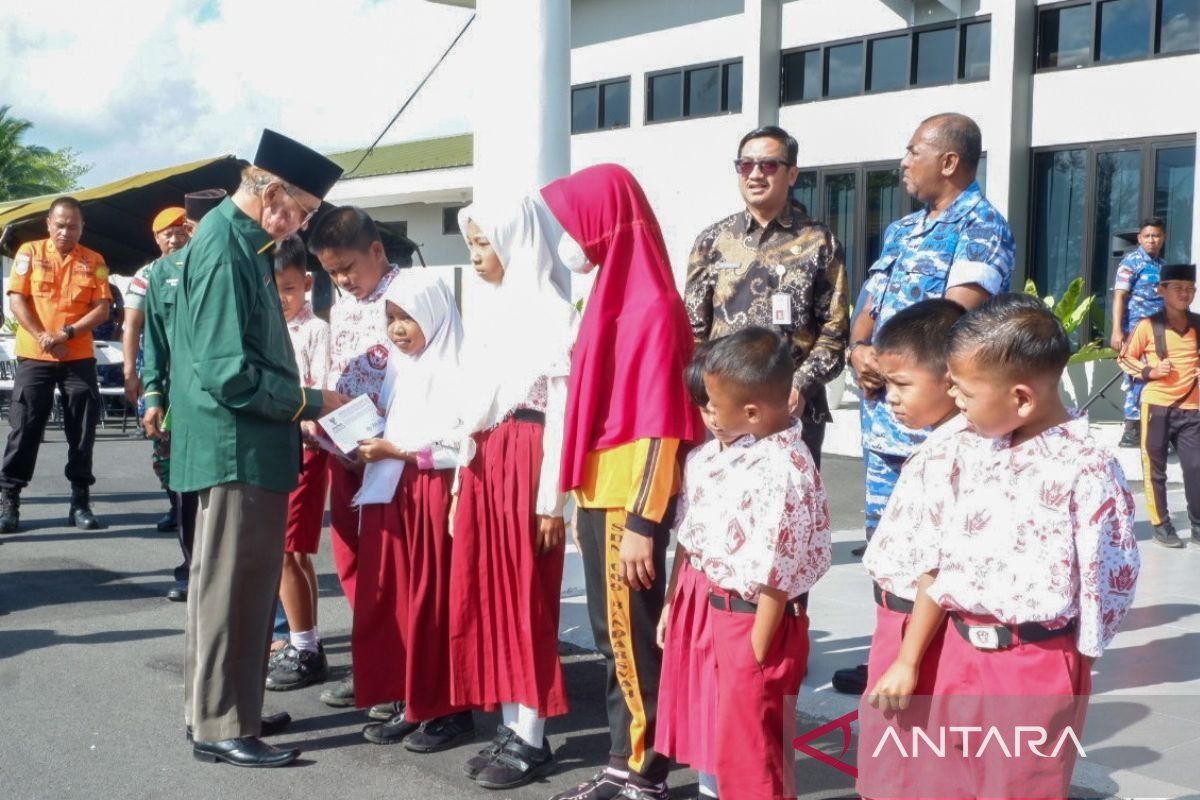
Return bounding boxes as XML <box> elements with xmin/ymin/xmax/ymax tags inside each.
<box><xmin>1</xmin><ymin>358</ymin><xmax>99</xmax><ymax>492</ymax></box>
<box><xmin>1141</xmin><ymin>404</ymin><xmax>1200</xmax><ymax>527</ymax></box>
<box><xmin>801</xmin><ymin>416</ymin><xmax>826</xmax><ymax>472</ymax></box>
<box><xmin>175</xmin><ymin>491</ymin><xmax>201</xmax><ymax>582</ymax></box>
<box><xmin>577</xmin><ymin>505</ymin><xmax>672</xmax><ymax>784</ymax></box>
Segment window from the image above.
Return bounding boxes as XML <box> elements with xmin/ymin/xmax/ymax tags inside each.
<box><xmin>793</xmin><ymin>158</ymin><xmax>990</xmax><ymax>293</ymax></box>
<box><xmin>782</xmin><ymin>49</ymin><xmax>821</xmax><ymax>103</ymax></box>
<box><xmin>868</xmin><ymin>36</ymin><xmax>909</xmax><ymax>93</ymax></box>
<box><xmin>442</xmin><ymin>206</ymin><xmax>464</xmax><ymax>236</ymax></box>
<box><xmin>571</xmin><ymin>77</ymin><xmax>631</xmax><ymax>134</ymax></box>
<box><xmin>646</xmin><ymin>59</ymin><xmax>742</xmax><ymax>123</ymax></box>
<box><xmin>960</xmin><ymin>20</ymin><xmax>992</xmax><ymax>80</ymax></box>
<box><xmin>1098</xmin><ymin>0</ymin><xmax>1154</xmax><ymax>62</ymax></box>
<box><xmin>914</xmin><ymin>26</ymin><xmax>957</xmax><ymax>86</ymax></box>
<box><xmin>825</xmin><ymin>42</ymin><xmax>865</xmax><ymax>98</ymax></box>
<box><xmin>1036</xmin><ymin>0</ymin><xmax>1198</xmax><ymax>71</ymax></box>
<box><xmin>1037</xmin><ymin>4</ymin><xmax>1093</xmax><ymax>68</ymax></box>
<box><xmin>1029</xmin><ymin>136</ymin><xmax>1196</xmax><ymax>341</ymax></box>
<box><xmin>1159</xmin><ymin>0</ymin><xmax>1200</xmax><ymax>53</ymax></box>
<box><xmin>781</xmin><ymin>18</ymin><xmax>991</xmax><ymax>105</ymax></box>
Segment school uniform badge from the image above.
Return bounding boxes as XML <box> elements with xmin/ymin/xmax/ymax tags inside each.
<box><xmin>14</xmin><ymin>254</ymin><xmax>30</xmax><ymax>275</ymax></box>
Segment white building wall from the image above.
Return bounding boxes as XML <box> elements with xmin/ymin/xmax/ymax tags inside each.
<box><xmin>366</xmin><ymin>201</ymin><xmax>469</xmax><ymax>267</ymax></box>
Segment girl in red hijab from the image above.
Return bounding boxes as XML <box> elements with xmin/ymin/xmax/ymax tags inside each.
<box><xmin>535</xmin><ymin>163</ymin><xmax>703</xmax><ymax>800</ymax></box>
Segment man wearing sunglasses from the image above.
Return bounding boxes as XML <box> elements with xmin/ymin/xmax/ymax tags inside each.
<box><xmin>685</xmin><ymin>125</ymin><xmax>849</xmax><ymax>469</ymax></box>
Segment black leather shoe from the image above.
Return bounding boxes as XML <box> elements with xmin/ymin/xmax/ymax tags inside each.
<box><xmin>166</xmin><ymin>581</ymin><xmax>187</xmax><ymax>602</ymax></box>
<box><xmin>192</xmin><ymin>736</ymin><xmax>299</xmax><ymax>767</ymax></box>
<box><xmin>320</xmin><ymin>674</ymin><xmax>355</xmax><ymax>707</ymax></box>
<box><xmin>475</xmin><ymin>733</ymin><xmax>556</xmax><ymax>789</ymax></box>
<box><xmin>266</xmin><ymin>645</ymin><xmax>327</xmax><ymax>691</ymax></box>
<box><xmin>404</xmin><ymin>711</ymin><xmax>475</xmax><ymax>753</ymax></box>
<box><xmin>186</xmin><ymin>712</ymin><xmax>291</xmax><ymax>741</ymax></box>
<box><xmin>363</xmin><ymin>712</ymin><xmax>420</xmax><ymax>745</ymax></box>
<box><xmin>832</xmin><ymin>663</ymin><xmax>869</xmax><ymax>695</ymax></box>
<box><xmin>368</xmin><ymin>700</ymin><xmax>405</xmax><ymax>722</ymax></box>
<box><xmin>464</xmin><ymin>724</ymin><xmax>515</xmax><ymax>778</ymax></box>
<box><xmin>68</xmin><ymin>487</ymin><xmax>101</xmax><ymax>531</ymax></box>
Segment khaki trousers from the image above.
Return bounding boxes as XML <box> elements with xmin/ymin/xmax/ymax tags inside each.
<box><xmin>184</xmin><ymin>482</ymin><xmax>288</xmax><ymax>741</ymax></box>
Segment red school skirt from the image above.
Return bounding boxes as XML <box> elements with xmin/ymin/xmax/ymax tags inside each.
<box><xmin>656</xmin><ymin>558</ymin><xmax>719</xmax><ymax>774</ymax></box>
<box><xmin>449</xmin><ymin>416</ymin><xmax>568</xmax><ymax>718</ymax></box>
<box><xmin>352</xmin><ymin>466</ymin><xmax>465</xmax><ymax>720</ymax></box>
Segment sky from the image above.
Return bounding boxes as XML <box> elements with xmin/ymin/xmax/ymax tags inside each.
<box><xmin>0</xmin><ymin>0</ymin><xmax>476</xmax><ymax>187</ymax></box>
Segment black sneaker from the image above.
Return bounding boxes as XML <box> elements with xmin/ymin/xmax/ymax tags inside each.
<box><xmin>549</xmin><ymin>770</ymin><xmax>628</xmax><ymax>800</ymax></box>
<box><xmin>403</xmin><ymin>711</ymin><xmax>475</xmax><ymax>753</ymax></box>
<box><xmin>1154</xmin><ymin>523</ymin><xmax>1185</xmax><ymax>548</ymax></box>
<box><xmin>832</xmin><ymin>663</ymin><xmax>869</xmax><ymax>695</ymax></box>
<box><xmin>616</xmin><ymin>781</ymin><xmax>669</xmax><ymax>800</ymax></box>
<box><xmin>851</xmin><ymin>544</ymin><xmax>866</xmax><ymax>557</ymax></box>
<box><xmin>267</xmin><ymin>642</ymin><xmax>292</xmax><ymax>669</ymax></box>
<box><xmin>368</xmin><ymin>700</ymin><xmax>406</xmax><ymax>722</ymax></box>
<box><xmin>265</xmin><ymin>645</ymin><xmax>328</xmax><ymax>691</ymax></box>
<box><xmin>320</xmin><ymin>674</ymin><xmax>355</xmax><ymax>707</ymax></box>
<box><xmin>464</xmin><ymin>724</ymin><xmax>515</xmax><ymax>779</ymax></box>
<box><xmin>475</xmin><ymin>732</ymin><xmax>555</xmax><ymax>789</ymax></box>
<box><xmin>363</xmin><ymin>711</ymin><xmax>420</xmax><ymax>745</ymax></box>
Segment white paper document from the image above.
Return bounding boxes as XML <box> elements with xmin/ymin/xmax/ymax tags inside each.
<box><xmin>318</xmin><ymin>394</ymin><xmax>384</xmax><ymax>455</ymax></box>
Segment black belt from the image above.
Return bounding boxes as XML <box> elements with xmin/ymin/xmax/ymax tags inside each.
<box><xmin>511</xmin><ymin>408</ymin><xmax>546</xmax><ymax>425</ymax></box>
<box><xmin>951</xmin><ymin>613</ymin><xmax>1076</xmax><ymax>651</ymax></box>
<box><xmin>709</xmin><ymin>591</ymin><xmax>807</xmax><ymax>617</ymax></box>
<box><xmin>873</xmin><ymin>583</ymin><xmax>915</xmax><ymax>614</ymax></box>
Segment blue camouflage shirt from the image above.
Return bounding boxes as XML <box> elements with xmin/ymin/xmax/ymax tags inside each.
<box><xmin>1114</xmin><ymin>246</ymin><xmax>1164</xmax><ymax>332</ymax></box>
<box><xmin>860</xmin><ymin>181</ymin><xmax>1015</xmax><ymax>456</ymax></box>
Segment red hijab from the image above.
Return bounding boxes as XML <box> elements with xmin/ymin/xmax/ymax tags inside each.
<box><xmin>540</xmin><ymin>163</ymin><xmax>704</xmax><ymax>493</ymax></box>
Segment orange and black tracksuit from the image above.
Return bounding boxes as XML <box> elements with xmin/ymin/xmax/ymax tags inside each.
<box><xmin>1118</xmin><ymin>312</ymin><xmax>1200</xmax><ymax>528</ymax></box>
<box><xmin>574</xmin><ymin>437</ymin><xmax>680</xmax><ymax>785</ymax></box>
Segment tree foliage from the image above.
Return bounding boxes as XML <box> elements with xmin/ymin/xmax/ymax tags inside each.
<box><xmin>0</xmin><ymin>105</ymin><xmax>92</xmax><ymax>201</ymax></box>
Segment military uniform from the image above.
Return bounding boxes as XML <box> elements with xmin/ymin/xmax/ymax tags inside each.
<box><xmin>686</xmin><ymin>201</ymin><xmax>850</xmax><ymax>467</ymax></box>
<box><xmin>859</xmin><ymin>181</ymin><xmax>1014</xmax><ymax>538</ymax></box>
<box><xmin>1114</xmin><ymin>246</ymin><xmax>1165</xmax><ymax>421</ymax></box>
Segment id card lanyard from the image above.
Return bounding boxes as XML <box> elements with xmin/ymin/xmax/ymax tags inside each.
<box><xmin>771</xmin><ymin>264</ymin><xmax>793</xmax><ymax>326</ymax></box>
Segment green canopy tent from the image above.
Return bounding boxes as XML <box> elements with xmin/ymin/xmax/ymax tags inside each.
<box><xmin>0</xmin><ymin>155</ymin><xmax>247</xmax><ymax>275</ymax></box>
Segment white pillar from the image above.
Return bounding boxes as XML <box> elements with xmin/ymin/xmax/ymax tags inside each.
<box><xmin>743</xmin><ymin>0</ymin><xmax>782</xmax><ymax>129</ymax></box>
<box><xmin>472</xmin><ymin>0</ymin><xmax>571</xmax><ymax>208</ymax></box>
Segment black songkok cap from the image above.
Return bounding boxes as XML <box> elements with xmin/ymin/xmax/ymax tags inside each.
<box><xmin>1161</xmin><ymin>263</ymin><xmax>1197</xmax><ymax>283</ymax></box>
<box><xmin>184</xmin><ymin>188</ymin><xmax>227</xmax><ymax>222</ymax></box>
<box><xmin>253</xmin><ymin>129</ymin><xmax>344</xmax><ymax>199</ymax></box>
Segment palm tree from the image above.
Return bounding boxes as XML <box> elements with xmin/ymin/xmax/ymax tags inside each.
<box><xmin>0</xmin><ymin>105</ymin><xmax>83</xmax><ymax>201</ymax></box>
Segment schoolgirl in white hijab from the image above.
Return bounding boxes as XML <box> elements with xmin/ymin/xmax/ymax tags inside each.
<box><xmin>444</xmin><ymin>197</ymin><xmax>579</xmax><ymax>789</ymax></box>
<box><xmin>352</xmin><ymin>271</ymin><xmax>476</xmax><ymax>750</ymax></box>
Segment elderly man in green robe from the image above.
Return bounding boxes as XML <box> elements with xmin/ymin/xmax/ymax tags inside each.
<box><xmin>160</xmin><ymin>129</ymin><xmax>348</xmax><ymax>768</ymax></box>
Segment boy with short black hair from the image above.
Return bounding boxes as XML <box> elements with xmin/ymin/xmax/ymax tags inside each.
<box><xmin>1111</xmin><ymin>217</ymin><xmax>1168</xmax><ymax>447</ymax></box>
<box><xmin>888</xmin><ymin>293</ymin><xmax>1139</xmax><ymax>799</ymax></box>
<box><xmin>265</xmin><ymin>235</ymin><xmax>331</xmax><ymax>690</ymax></box>
<box><xmin>1118</xmin><ymin>263</ymin><xmax>1200</xmax><ymax>548</ymax></box>
<box><xmin>660</xmin><ymin>326</ymin><xmax>831</xmax><ymax>800</ymax></box>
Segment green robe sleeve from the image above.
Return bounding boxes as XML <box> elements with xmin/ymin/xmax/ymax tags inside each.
<box><xmin>141</xmin><ymin>268</ymin><xmax>168</xmax><ymax>410</ymax></box>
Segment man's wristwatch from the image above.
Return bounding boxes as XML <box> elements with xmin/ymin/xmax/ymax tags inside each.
<box><xmin>62</xmin><ymin>325</ymin><xmax>76</xmax><ymax>340</ymax></box>
<box><xmin>846</xmin><ymin>339</ymin><xmax>870</xmax><ymax>360</ymax></box>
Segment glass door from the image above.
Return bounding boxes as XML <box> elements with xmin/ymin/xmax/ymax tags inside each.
<box><xmin>1031</xmin><ymin>149</ymin><xmax>1088</xmax><ymax>305</ymax></box>
<box><xmin>1091</xmin><ymin>148</ymin><xmax>1142</xmax><ymax>338</ymax></box>
<box><xmin>823</xmin><ymin>171</ymin><xmax>859</xmax><ymax>288</ymax></box>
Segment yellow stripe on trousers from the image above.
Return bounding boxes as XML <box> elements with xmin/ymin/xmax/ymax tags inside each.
<box><xmin>1141</xmin><ymin>403</ymin><xmax>1163</xmax><ymax>526</ymax></box>
<box><xmin>605</xmin><ymin>508</ymin><xmax>648</xmax><ymax>773</ymax></box>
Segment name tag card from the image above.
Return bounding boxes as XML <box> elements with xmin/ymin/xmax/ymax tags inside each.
<box><xmin>772</xmin><ymin>292</ymin><xmax>793</xmax><ymax>326</ymax></box>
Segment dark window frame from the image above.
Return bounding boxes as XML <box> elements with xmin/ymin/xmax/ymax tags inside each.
<box><xmin>645</xmin><ymin>58</ymin><xmax>744</xmax><ymax>125</ymax></box>
<box><xmin>781</xmin><ymin>16</ymin><xmax>991</xmax><ymax>106</ymax></box>
<box><xmin>441</xmin><ymin>206</ymin><xmax>464</xmax><ymax>236</ymax></box>
<box><xmin>570</xmin><ymin>76</ymin><xmax>632</xmax><ymax>134</ymax></box>
<box><xmin>1035</xmin><ymin>0</ymin><xmax>1199</xmax><ymax>73</ymax></box>
<box><xmin>1027</xmin><ymin>133</ymin><xmax>1196</xmax><ymax>342</ymax></box>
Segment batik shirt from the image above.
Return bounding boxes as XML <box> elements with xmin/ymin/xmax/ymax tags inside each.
<box><xmin>286</xmin><ymin>303</ymin><xmax>330</xmax><ymax>391</ymax></box>
<box><xmin>328</xmin><ymin>265</ymin><xmax>402</xmax><ymax>405</ymax></box>
<box><xmin>1114</xmin><ymin>246</ymin><xmax>1165</xmax><ymax>333</ymax></box>
<box><xmin>686</xmin><ymin>202</ymin><xmax>850</xmax><ymax>422</ymax></box>
<box><xmin>922</xmin><ymin>415</ymin><xmax>1140</xmax><ymax>658</ymax></box>
<box><xmin>863</xmin><ymin>413</ymin><xmax>973</xmax><ymax>602</ymax></box>
<box><xmin>674</xmin><ymin>421</ymin><xmax>832</xmax><ymax>601</ymax></box>
<box><xmin>860</xmin><ymin>181</ymin><xmax>1014</xmax><ymax>457</ymax></box>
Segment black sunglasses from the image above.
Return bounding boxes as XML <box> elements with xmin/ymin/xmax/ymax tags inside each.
<box><xmin>734</xmin><ymin>157</ymin><xmax>792</xmax><ymax>177</ymax></box>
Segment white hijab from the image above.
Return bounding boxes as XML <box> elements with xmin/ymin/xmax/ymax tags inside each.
<box><xmin>355</xmin><ymin>270</ymin><xmax>464</xmax><ymax>506</ymax></box>
<box><xmin>456</xmin><ymin>196</ymin><xmax>579</xmax><ymax>435</ymax></box>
